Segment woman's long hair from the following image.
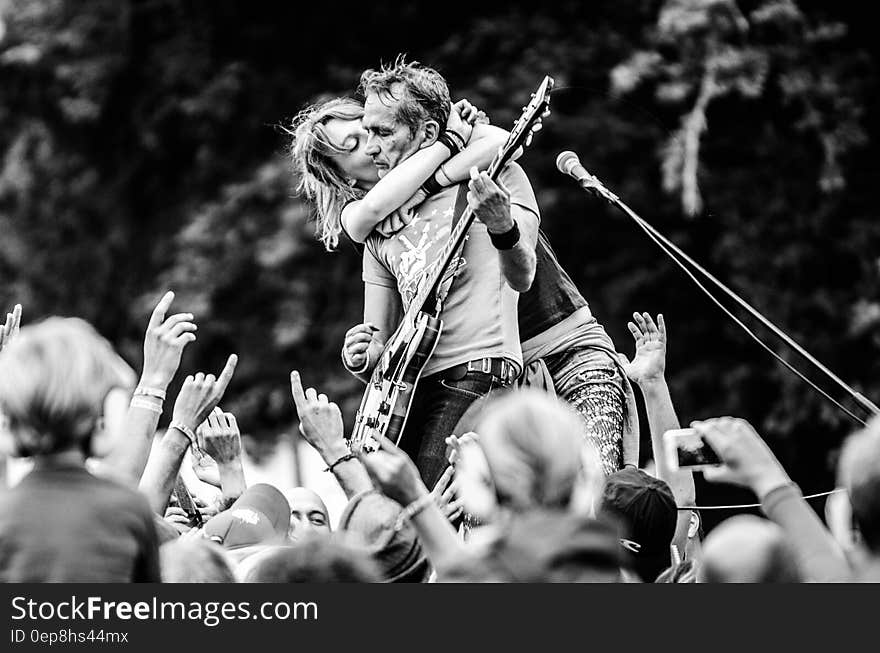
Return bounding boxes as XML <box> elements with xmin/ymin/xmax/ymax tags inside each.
<box><xmin>286</xmin><ymin>98</ymin><xmax>365</xmax><ymax>250</ymax></box>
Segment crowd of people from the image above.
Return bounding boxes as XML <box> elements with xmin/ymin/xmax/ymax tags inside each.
<box><xmin>0</xmin><ymin>57</ymin><xmax>877</xmax><ymax>583</ymax></box>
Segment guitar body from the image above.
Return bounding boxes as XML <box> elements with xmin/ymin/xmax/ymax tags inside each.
<box><xmin>349</xmin><ymin>312</ymin><xmax>443</xmax><ymax>452</ymax></box>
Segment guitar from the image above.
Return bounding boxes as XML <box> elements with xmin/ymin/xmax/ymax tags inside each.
<box><xmin>349</xmin><ymin>75</ymin><xmax>555</xmax><ymax>453</ymax></box>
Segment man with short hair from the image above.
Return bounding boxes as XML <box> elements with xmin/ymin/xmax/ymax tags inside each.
<box><xmin>341</xmin><ymin>59</ymin><xmax>540</xmax><ymax>487</ymax></box>
<box><xmin>284</xmin><ymin>486</ymin><xmax>331</xmax><ymax>540</ymax></box>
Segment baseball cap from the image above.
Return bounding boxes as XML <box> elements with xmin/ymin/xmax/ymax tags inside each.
<box><xmin>599</xmin><ymin>467</ymin><xmax>677</xmax><ymax>582</ymax></box>
<box><xmin>337</xmin><ymin>490</ymin><xmax>430</xmax><ymax>583</ymax></box>
<box><xmin>203</xmin><ymin>483</ymin><xmax>291</xmax><ymax>550</ymax></box>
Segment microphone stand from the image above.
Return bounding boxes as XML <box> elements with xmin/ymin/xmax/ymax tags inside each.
<box><xmin>570</xmin><ymin>170</ymin><xmax>880</xmax><ymax>423</ymax></box>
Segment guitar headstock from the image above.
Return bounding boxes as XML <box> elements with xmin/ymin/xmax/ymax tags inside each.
<box><xmin>494</xmin><ymin>75</ymin><xmax>554</xmax><ymax>171</ymax></box>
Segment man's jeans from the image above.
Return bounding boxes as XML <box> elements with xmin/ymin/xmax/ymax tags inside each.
<box><xmin>399</xmin><ymin>368</ymin><xmax>510</xmax><ymax>489</ymax></box>
<box><xmin>544</xmin><ymin>346</ymin><xmax>625</xmax><ymax>476</ymax></box>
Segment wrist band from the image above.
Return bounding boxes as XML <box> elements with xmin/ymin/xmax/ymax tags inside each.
<box><xmin>324</xmin><ymin>452</ymin><xmax>356</xmax><ymax>473</ymax></box>
<box><xmin>134</xmin><ymin>386</ymin><xmax>166</xmax><ymax>400</ymax></box>
<box><xmin>342</xmin><ymin>347</ymin><xmax>371</xmax><ymax>375</ymax></box>
<box><xmin>436</xmin><ymin>131</ymin><xmax>461</xmax><ymax>157</ymax></box>
<box><xmin>169</xmin><ymin>420</ymin><xmax>197</xmax><ymax>444</ymax></box>
<box><xmin>488</xmin><ymin>219</ymin><xmax>520</xmax><ymax>250</ymax></box>
<box><xmin>420</xmin><ymin>173</ymin><xmax>444</xmax><ymax>198</ymax></box>
<box><xmin>394</xmin><ymin>493</ymin><xmax>434</xmax><ymax>531</ymax></box>
<box><xmin>445</xmin><ymin>129</ymin><xmax>467</xmax><ymax>151</ymax></box>
<box><xmin>130</xmin><ymin>396</ymin><xmax>163</xmax><ymax>414</ymax></box>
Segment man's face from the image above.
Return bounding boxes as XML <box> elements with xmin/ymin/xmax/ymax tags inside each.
<box><xmin>362</xmin><ymin>86</ymin><xmax>423</xmax><ymax>178</ymax></box>
<box><xmin>285</xmin><ymin>487</ymin><xmax>331</xmax><ymax>541</ymax></box>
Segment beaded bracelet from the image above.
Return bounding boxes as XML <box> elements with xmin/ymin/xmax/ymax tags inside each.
<box><xmin>324</xmin><ymin>452</ymin><xmax>357</xmax><ymax>473</ymax></box>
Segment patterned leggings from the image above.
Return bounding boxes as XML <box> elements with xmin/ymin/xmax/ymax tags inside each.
<box><xmin>544</xmin><ymin>348</ymin><xmax>625</xmax><ymax>477</ymax></box>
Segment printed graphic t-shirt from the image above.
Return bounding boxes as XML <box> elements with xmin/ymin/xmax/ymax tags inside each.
<box><xmin>362</xmin><ymin>163</ymin><xmax>540</xmax><ymax>377</ymax></box>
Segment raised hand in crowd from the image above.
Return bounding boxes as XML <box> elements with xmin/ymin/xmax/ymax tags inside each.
<box><xmin>104</xmin><ymin>292</ymin><xmax>199</xmax><ymax>483</ymax></box>
<box><xmin>430</xmin><ymin>465</ymin><xmax>463</xmax><ymax>523</ymax></box>
<box><xmin>0</xmin><ymin>303</ymin><xmax>22</xmax><ymax>353</ymax></box>
<box><xmin>358</xmin><ymin>435</ymin><xmax>428</xmax><ymax>508</ymax></box>
<box><xmin>621</xmin><ymin>311</ymin><xmax>696</xmax><ymax>557</ymax></box>
<box><xmin>694</xmin><ymin>416</ymin><xmax>848</xmax><ymax>581</ymax></box>
<box><xmin>196</xmin><ymin>407</ymin><xmax>246</xmax><ymax>505</ymax></box>
<box><xmin>139</xmin><ymin>355</ymin><xmax>238</xmax><ymax>514</ymax></box>
<box><xmin>693</xmin><ymin>417</ymin><xmax>790</xmax><ymax>499</ymax></box>
<box><xmin>171</xmin><ymin>356</ymin><xmax>238</xmax><ymax>436</ymax></box>
<box><xmin>290</xmin><ymin>370</ymin><xmax>372</xmax><ymax>499</ymax></box>
<box><xmin>621</xmin><ymin>312</ymin><xmax>666</xmax><ymax>387</ymax></box>
<box><xmin>357</xmin><ymin>435</ymin><xmax>464</xmax><ymax>570</ymax></box>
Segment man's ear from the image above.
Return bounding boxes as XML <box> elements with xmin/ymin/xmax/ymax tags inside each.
<box><xmin>419</xmin><ymin>120</ymin><xmax>441</xmax><ymax>149</ymax></box>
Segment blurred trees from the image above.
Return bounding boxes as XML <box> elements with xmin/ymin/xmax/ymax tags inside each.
<box><xmin>1</xmin><ymin>0</ymin><xmax>877</xmax><ymax>510</ymax></box>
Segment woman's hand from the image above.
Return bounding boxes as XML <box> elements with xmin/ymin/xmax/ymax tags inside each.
<box><xmin>446</xmin><ymin>101</ymin><xmax>475</xmax><ymax>146</ymax></box>
<box><xmin>141</xmin><ymin>291</ymin><xmax>197</xmax><ymax>389</ymax></box>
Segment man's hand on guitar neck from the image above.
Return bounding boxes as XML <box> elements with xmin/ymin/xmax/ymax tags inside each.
<box><xmin>342</xmin><ymin>322</ymin><xmax>385</xmax><ymax>382</ymax></box>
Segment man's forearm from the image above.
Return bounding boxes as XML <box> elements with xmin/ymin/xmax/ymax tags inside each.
<box><xmin>496</xmin><ymin>239</ymin><xmax>536</xmax><ymax>292</ymax></box>
<box><xmin>315</xmin><ymin>443</ymin><xmax>373</xmax><ymax>499</ymax></box>
<box><xmin>761</xmin><ymin>483</ymin><xmax>849</xmax><ymax>582</ymax></box>
<box><xmin>138</xmin><ymin>428</ymin><xmax>190</xmax><ymax>514</ymax></box>
<box><xmin>103</xmin><ymin>403</ymin><xmax>162</xmax><ymax>486</ymax></box>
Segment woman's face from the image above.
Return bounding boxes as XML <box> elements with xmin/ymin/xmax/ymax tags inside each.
<box><xmin>323</xmin><ymin>118</ymin><xmax>380</xmax><ymax>187</ymax></box>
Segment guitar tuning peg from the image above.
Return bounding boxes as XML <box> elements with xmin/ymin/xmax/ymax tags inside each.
<box><xmin>542</xmin><ymin>108</ymin><xmax>551</xmax><ymax>117</ymax></box>
<box><xmin>525</xmin><ymin>133</ymin><xmax>534</xmax><ymax>147</ymax></box>
<box><xmin>532</xmin><ymin>122</ymin><xmax>543</xmax><ymax>132</ymax></box>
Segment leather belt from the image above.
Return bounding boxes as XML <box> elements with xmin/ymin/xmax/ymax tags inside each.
<box><xmin>441</xmin><ymin>357</ymin><xmax>518</xmax><ymax>385</ymax></box>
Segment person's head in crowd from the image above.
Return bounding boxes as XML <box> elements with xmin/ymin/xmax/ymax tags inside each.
<box><xmin>599</xmin><ymin>466</ymin><xmax>678</xmax><ymax>582</ymax></box>
<box><xmin>203</xmin><ymin>483</ymin><xmax>291</xmax><ymax>554</ymax></box>
<box><xmin>440</xmin><ymin>509</ymin><xmax>626</xmax><ymax>583</ymax></box>
<box><xmin>284</xmin><ymin>487</ymin><xmax>331</xmax><ymax>541</ymax></box>
<box><xmin>160</xmin><ymin>536</ymin><xmax>237</xmax><ymax>583</ymax></box>
<box><xmin>698</xmin><ymin>514</ymin><xmax>802</xmax><ymax>583</ymax></box>
<box><xmin>337</xmin><ymin>489</ymin><xmax>431</xmax><ymax>583</ymax></box>
<box><xmin>455</xmin><ymin>389</ymin><xmax>605</xmax><ymax>523</ymax></box>
<box><xmin>837</xmin><ymin>415</ymin><xmax>880</xmax><ymax>557</ymax></box>
<box><xmin>0</xmin><ymin>317</ymin><xmax>135</xmax><ymax>462</ymax></box>
<box><xmin>243</xmin><ymin>534</ymin><xmax>380</xmax><ymax>583</ymax></box>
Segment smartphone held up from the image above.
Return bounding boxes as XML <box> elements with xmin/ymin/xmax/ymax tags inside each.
<box><xmin>663</xmin><ymin>428</ymin><xmax>722</xmax><ymax>472</ymax></box>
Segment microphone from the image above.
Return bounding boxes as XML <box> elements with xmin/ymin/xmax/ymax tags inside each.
<box><xmin>555</xmin><ymin>150</ymin><xmax>618</xmax><ymax>203</ymax></box>
<box><xmin>556</xmin><ymin>150</ymin><xmax>591</xmax><ymax>185</ymax></box>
